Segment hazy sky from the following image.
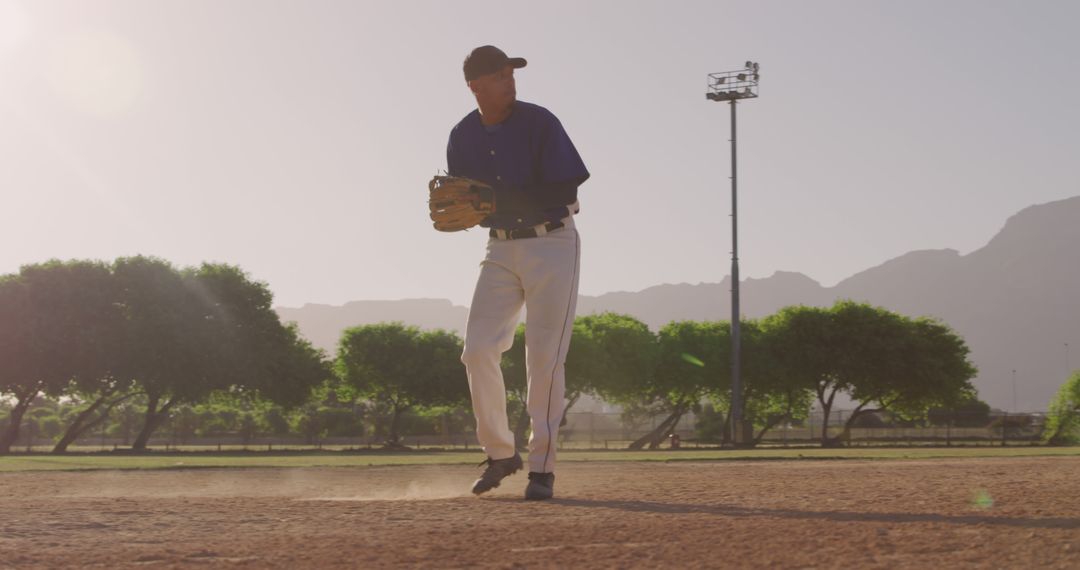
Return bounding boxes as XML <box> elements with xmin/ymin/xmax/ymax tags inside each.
<box><xmin>2</xmin><ymin>0</ymin><xmax>1078</xmax><ymax>308</ymax></box>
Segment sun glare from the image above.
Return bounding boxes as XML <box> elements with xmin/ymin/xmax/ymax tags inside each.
<box><xmin>46</xmin><ymin>29</ymin><xmax>144</xmax><ymax>117</ymax></box>
<box><xmin>0</xmin><ymin>0</ymin><xmax>32</xmax><ymax>60</ymax></box>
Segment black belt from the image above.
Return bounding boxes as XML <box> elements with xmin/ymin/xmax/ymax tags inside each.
<box><xmin>490</xmin><ymin>221</ymin><xmax>565</xmax><ymax>240</ymax></box>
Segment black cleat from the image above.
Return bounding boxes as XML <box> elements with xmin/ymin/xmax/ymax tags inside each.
<box><xmin>525</xmin><ymin>471</ymin><xmax>555</xmax><ymax>500</ymax></box>
<box><xmin>471</xmin><ymin>453</ymin><xmax>523</xmax><ymax>495</ymax></box>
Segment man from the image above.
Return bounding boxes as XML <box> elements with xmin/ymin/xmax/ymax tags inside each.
<box><xmin>446</xmin><ymin>45</ymin><xmax>589</xmax><ymax>500</ymax></box>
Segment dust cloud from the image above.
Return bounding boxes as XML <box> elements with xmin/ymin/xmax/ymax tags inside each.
<box><xmin>39</xmin><ymin>466</ymin><xmax>479</xmax><ymax>502</ymax></box>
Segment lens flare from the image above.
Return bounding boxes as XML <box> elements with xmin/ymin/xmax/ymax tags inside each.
<box><xmin>0</xmin><ymin>0</ymin><xmax>32</xmax><ymax>60</ymax></box>
<box><xmin>46</xmin><ymin>29</ymin><xmax>144</xmax><ymax>117</ymax></box>
<box><xmin>681</xmin><ymin>353</ymin><xmax>705</xmax><ymax>367</ymax></box>
<box><xmin>970</xmin><ymin>489</ymin><xmax>994</xmax><ymax>510</ymax></box>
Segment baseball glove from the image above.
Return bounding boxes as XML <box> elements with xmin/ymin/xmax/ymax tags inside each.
<box><xmin>428</xmin><ymin>175</ymin><xmax>495</xmax><ymax>232</ymax></box>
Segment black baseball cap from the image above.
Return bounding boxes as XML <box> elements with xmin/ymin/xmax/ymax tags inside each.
<box><xmin>463</xmin><ymin>45</ymin><xmax>527</xmax><ymax>81</ymax></box>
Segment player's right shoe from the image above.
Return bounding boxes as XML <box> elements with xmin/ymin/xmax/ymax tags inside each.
<box><xmin>524</xmin><ymin>472</ymin><xmax>555</xmax><ymax>500</ymax></box>
<box><xmin>471</xmin><ymin>453</ymin><xmax>523</xmax><ymax>495</ymax></box>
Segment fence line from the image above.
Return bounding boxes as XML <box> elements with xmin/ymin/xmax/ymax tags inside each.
<box><xmin>5</xmin><ymin>408</ymin><xmax>1057</xmax><ymax>452</ymax></box>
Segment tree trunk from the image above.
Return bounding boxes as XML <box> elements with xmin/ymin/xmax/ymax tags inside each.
<box><xmin>0</xmin><ymin>387</ymin><xmax>39</xmax><ymax>455</ymax></box>
<box><xmin>387</xmin><ymin>404</ymin><xmax>406</xmax><ymax>446</ymax></box>
<box><xmin>649</xmin><ymin>409</ymin><xmax>686</xmax><ymax>450</ymax></box>
<box><xmin>512</xmin><ymin>405</ymin><xmax>530</xmax><ymax>451</ymax></box>
<box><xmin>818</xmin><ymin>387</ymin><xmax>838</xmax><ymax>447</ymax></box>
<box><xmin>559</xmin><ymin>392</ymin><xmax>581</xmax><ymax>428</ymax></box>
<box><xmin>834</xmin><ymin>402</ymin><xmax>879</xmax><ymax>446</ymax></box>
<box><xmin>628</xmin><ymin>414</ymin><xmax>673</xmax><ymax>450</ymax></box>
<box><xmin>132</xmin><ymin>395</ymin><xmax>176</xmax><ymax>451</ymax></box>
<box><xmin>753</xmin><ymin>392</ymin><xmax>804</xmax><ymax>446</ymax></box>
<box><xmin>720</xmin><ymin>407</ymin><xmax>732</xmax><ymax>445</ymax></box>
<box><xmin>52</xmin><ymin>388</ymin><xmax>116</xmax><ymax>453</ymax></box>
<box><xmin>52</xmin><ymin>391</ymin><xmax>139</xmax><ymax>453</ymax></box>
<box><xmin>628</xmin><ymin>405</ymin><xmax>686</xmax><ymax>450</ymax></box>
<box><xmin>753</xmin><ymin>414</ymin><xmax>788</xmax><ymax>447</ymax></box>
<box><xmin>390</xmin><ymin>405</ymin><xmax>403</xmax><ymax>444</ymax></box>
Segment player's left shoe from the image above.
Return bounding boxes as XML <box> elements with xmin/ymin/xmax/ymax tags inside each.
<box><xmin>471</xmin><ymin>453</ymin><xmax>523</xmax><ymax>495</ymax></box>
<box><xmin>524</xmin><ymin>472</ymin><xmax>555</xmax><ymax>500</ymax></box>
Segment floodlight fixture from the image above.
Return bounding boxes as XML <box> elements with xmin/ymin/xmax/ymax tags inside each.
<box><xmin>706</xmin><ymin>62</ymin><xmax>760</xmax><ymax>102</ymax></box>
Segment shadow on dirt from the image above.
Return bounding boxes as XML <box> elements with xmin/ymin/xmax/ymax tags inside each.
<box><xmin>547</xmin><ymin>498</ymin><xmax>1080</xmax><ymax>530</ymax></box>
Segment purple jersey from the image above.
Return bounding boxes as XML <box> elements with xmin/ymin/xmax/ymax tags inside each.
<box><xmin>447</xmin><ymin>101</ymin><xmax>589</xmax><ymax>229</ymax></box>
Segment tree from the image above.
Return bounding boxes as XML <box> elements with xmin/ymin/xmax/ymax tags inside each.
<box><xmin>0</xmin><ymin>272</ymin><xmax>37</xmax><ymax>453</ymax></box>
<box><xmin>501</xmin><ymin>316</ymin><xmax>606</xmax><ymax>450</ymax></box>
<box><xmin>336</xmin><ymin>323</ymin><xmax>467</xmax><ymax>446</ymax></box>
<box><xmin>692</xmin><ymin>403</ymin><xmax>726</xmax><ymax>442</ymax></box>
<box><xmin>187</xmin><ymin>263</ymin><xmax>330</xmax><ymax>409</ymax></box>
<box><xmin>765</xmin><ymin>305</ymin><xmax>840</xmax><ymax>446</ymax></box>
<box><xmin>52</xmin><ymin>390</ymin><xmax>141</xmax><ymax>452</ymax></box>
<box><xmin>0</xmin><ymin>261</ymin><xmax>120</xmax><ymax>454</ymax></box>
<box><xmin>575</xmin><ymin>313</ymin><xmax>654</xmax><ymax>402</ymax></box>
<box><xmin>826</xmin><ymin>301</ymin><xmax>916</xmax><ymax>444</ymax></box>
<box><xmin>1044</xmin><ymin>371</ymin><xmax>1080</xmax><ymax>445</ymax></box>
<box><xmin>928</xmin><ymin>396</ymin><xmax>991</xmax><ymax>428</ymax></box>
<box><xmin>109</xmin><ymin>256</ymin><xmax>209</xmax><ymax>450</ymax></box>
<box><xmin>500</xmin><ymin>325</ymin><xmax>530</xmax><ymax>450</ymax></box>
<box><xmin>46</xmin><ymin>261</ymin><xmax>133</xmax><ymax>453</ymax></box>
<box><xmin>620</xmin><ymin>320</ymin><xmax>713</xmax><ymax>450</ymax></box>
<box><xmin>107</xmin><ymin>257</ymin><xmax>328</xmax><ymax>451</ymax></box>
<box><xmin>767</xmin><ymin>302</ymin><xmax>976</xmax><ymax>447</ymax></box>
<box><xmin>834</xmin><ymin>310</ymin><xmax>977</xmax><ymax>443</ymax></box>
<box><xmin>738</xmin><ymin>319</ymin><xmax>814</xmax><ymax>446</ymax></box>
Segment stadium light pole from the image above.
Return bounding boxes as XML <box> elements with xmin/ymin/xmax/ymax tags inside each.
<box><xmin>1011</xmin><ymin>369</ymin><xmax>1018</xmax><ymax>412</ymax></box>
<box><xmin>706</xmin><ymin>61</ymin><xmax>759</xmax><ymax>446</ymax></box>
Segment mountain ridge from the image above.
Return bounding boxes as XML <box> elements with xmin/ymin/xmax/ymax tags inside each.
<box><xmin>276</xmin><ymin>195</ymin><xmax>1080</xmax><ymax>411</ymax></box>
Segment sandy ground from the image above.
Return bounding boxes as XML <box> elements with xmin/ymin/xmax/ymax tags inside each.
<box><xmin>1</xmin><ymin>456</ymin><xmax>1078</xmax><ymax>568</ymax></box>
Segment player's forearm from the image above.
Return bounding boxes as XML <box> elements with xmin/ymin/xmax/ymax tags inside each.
<box><xmin>494</xmin><ymin>181</ymin><xmax>578</xmax><ymax>212</ymax></box>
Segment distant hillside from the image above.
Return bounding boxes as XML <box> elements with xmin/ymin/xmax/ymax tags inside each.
<box><xmin>276</xmin><ymin>299</ymin><xmax>468</xmax><ymax>354</ymax></box>
<box><xmin>276</xmin><ymin>196</ymin><xmax>1080</xmax><ymax>411</ymax></box>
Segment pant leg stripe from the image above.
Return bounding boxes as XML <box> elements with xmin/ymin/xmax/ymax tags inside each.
<box><xmin>542</xmin><ymin>228</ymin><xmax>580</xmax><ymax>473</ymax></box>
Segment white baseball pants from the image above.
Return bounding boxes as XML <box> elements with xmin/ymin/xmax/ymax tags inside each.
<box><xmin>460</xmin><ymin>217</ymin><xmax>580</xmax><ymax>474</ymax></box>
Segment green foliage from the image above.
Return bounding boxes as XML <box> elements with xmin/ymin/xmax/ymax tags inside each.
<box><xmin>763</xmin><ymin>301</ymin><xmax>977</xmax><ymax>445</ymax></box>
<box><xmin>928</xmin><ymin>397</ymin><xmax>992</xmax><ymax>427</ymax></box>
<box><xmin>111</xmin><ymin>258</ymin><xmax>330</xmax><ymax>408</ymax></box>
<box><xmin>692</xmin><ymin>403</ymin><xmax>726</xmax><ymax>442</ymax></box>
<box><xmin>503</xmin><ymin>313</ymin><xmax>651</xmax><ymax>405</ymax></box>
<box><xmin>1044</xmin><ymin>371</ymin><xmax>1080</xmax><ymax>445</ymax></box>
<box><xmin>0</xmin><ymin>256</ymin><xmax>989</xmax><ymax>452</ymax></box>
<box><xmin>0</xmin><ymin>260</ymin><xmax>125</xmax><ymax>452</ymax></box>
<box><xmin>611</xmin><ymin>319</ymin><xmax>707</xmax><ymax>449</ymax></box>
<box><xmin>654</xmin><ymin>320</ymin><xmax>727</xmax><ymax>403</ymax></box>
<box><xmin>497</xmin><ymin>313</ymin><xmax>653</xmax><ymax>448</ymax></box>
<box><xmin>299</xmin><ymin>405</ymin><xmax>365</xmax><ymax>439</ymax></box>
<box><xmin>263</xmin><ymin>407</ymin><xmax>291</xmax><ymax>436</ymax></box>
<box><xmin>337</xmin><ymin>323</ymin><xmax>467</xmax><ymax>409</ymax></box>
<box><xmin>107</xmin><ymin>398</ymin><xmax>145</xmax><ymax>445</ymax></box>
<box><xmin>890</xmin><ymin>316</ymin><xmax>979</xmax><ymax>418</ymax></box>
<box><xmin>577</xmin><ymin>313</ymin><xmax>659</xmax><ymax>401</ymax></box>
<box><xmin>0</xmin><ymin>256</ymin><xmax>331</xmax><ymax>453</ymax></box>
<box><xmin>738</xmin><ymin>319</ymin><xmax>814</xmax><ymax>439</ymax></box>
<box><xmin>336</xmin><ymin>323</ymin><xmax>467</xmax><ymax>443</ymax></box>
<box><xmin>498</xmin><ymin>324</ymin><xmax>530</xmax><ymax>448</ymax></box>
<box><xmin>0</xmin><ymin>260</ymin><xmax>121</xmax><ymax>394</ymax></box>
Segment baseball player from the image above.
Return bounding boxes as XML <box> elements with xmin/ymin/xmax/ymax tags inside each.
<box><xmin>446</xmin><ymin>45</ymin><xmax>588</xmax><ymax>500</ymax></box>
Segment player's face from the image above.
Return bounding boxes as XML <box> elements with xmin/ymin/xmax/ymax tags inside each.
<box><xmin>470</xmin><ymin>65</ymin><xmax>516</xmax><ymax>109</ymax></box>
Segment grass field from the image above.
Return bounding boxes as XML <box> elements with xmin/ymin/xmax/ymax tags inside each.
<box><xmin>1</xmin><ymin>445</ymin><xmax>1077</xmax><ymax>472</ymax></box>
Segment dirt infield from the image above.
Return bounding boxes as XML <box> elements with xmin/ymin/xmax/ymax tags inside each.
<box><xmin>2</xmin><ymin>456</ymin><xmax>1078</xmax><ymax>568</ymax></box>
